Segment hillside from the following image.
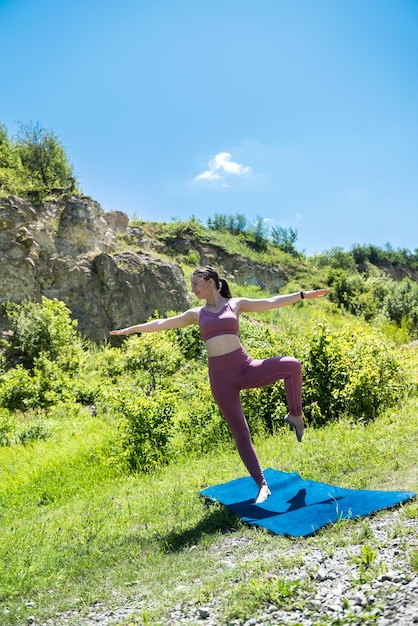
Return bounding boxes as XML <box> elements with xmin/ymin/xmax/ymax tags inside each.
<box><xmin>1</xmin><ymin>193</ymin><xmax>418</xmax><ymax>342</ymax></box>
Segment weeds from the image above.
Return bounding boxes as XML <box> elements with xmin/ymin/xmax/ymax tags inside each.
<box><xmin>349</xmin><ymin>543</ymin><xmax>385</xmax><ymax>586</ymax></box>
<box><xmin>223</xmin><ymin>573</ymin><xmax>311</xmax><ymax>622</ymax></box>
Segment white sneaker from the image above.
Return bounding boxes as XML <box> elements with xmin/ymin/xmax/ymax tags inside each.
<box><xmin>255</xmin><ymin>484</ymin><xmax>271</xmax><ymax>504</ymax></box>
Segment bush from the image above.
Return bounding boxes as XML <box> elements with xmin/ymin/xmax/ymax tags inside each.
<box><xmin>122</xmin><ymin>332</ymin><xmax>185</xmax><ymax>390</ymax></box>
<box><xmin>5</xmin><ymin>297</ymin><xmax>82</xmax><ymax>369</ymax></box>
<box><xmin>383</xmin><ymin>278</ymin><xmax>418</xmax><ymax>336</ymax></box>
<box><xmin>0</xmin><ymin>356</ymin><xmax>76</xmax><ymax>410</ymax></box>
<box><xmin>0</xmin><ymin>298</ymin><xmax>85</xmax><ymax>410</ymax></box>
<box><xmin>115</xmin><ymin>387</ymin><xmax>176</xmax><ymax>472</ymax></box>
<box><xmin>0</xmin><ymin>365</ymin><xmax>39</xmax><ymax>410</ymax></box>
<box><xmin>171</xmin><ymin>323</ymin><xmax>206</xmax><ymax>361</ymax></box>
<box><xmin>303</xmin><ymin>324</ymin><xmax>406</xmax><ymax>425</ymax></box>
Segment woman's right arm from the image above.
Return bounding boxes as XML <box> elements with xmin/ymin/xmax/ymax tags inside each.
<box><xmin>109</xmin><ymin>308</ymin><xmax>200</xmax><ymax>336</ymax></box>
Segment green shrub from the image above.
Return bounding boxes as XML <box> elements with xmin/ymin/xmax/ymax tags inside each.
<box><xmin>0</xmin><ymin>355</ymin><xmax>75</xmax><ymax>410</ymax></box>
<box><xmin>5</xmin><ymin>297</ymin><xmax>82</xmax><ymax>369</ymax></box>
<box><xmin>0</xmin><ymin>408</ymin><xmax>12</xmax><ymax>445</ymax></box>
<box><xmin>0</xmin><ymin>365</ymin><xmax>35</xmax><ymax>410</ymax></box>
<box><xmin>4</xmin><ymin>121</ymin><xmax>80</xmax><ymax>202</ymax></box>
<box><xmin>122</xmin><ymin>332</ymin><xmax>184</xmax><ymax>390</ymax></box>
<box><xmin>114</xmin><ymin>387</ymin><xmax>176</xmax><ymax>472</ymax></box>
<box><xmin>303</xmin><ymin>324</ymin><xmax>405</xmax><ymax>425</ymax></box>
<box><xmin>384</xmin><ymin>278</ymin><xmax>418</xmax><ymax>336</ymax></box>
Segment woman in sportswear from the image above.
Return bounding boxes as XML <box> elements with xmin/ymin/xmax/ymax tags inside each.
<box><xmin>110</xmin><ymin>265</ymin><xmax>328</xmax><ymax>504</ymax></box>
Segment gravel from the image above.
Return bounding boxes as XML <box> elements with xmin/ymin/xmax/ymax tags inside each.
<box><xmin>11</xmin><ymin>508</ymin><xmax>418</xmax><ymax>626</ymax></box>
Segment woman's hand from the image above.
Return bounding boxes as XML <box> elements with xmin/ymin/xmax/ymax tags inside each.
<box><xmin>109</xmin><ymin>328</ymin><xmax>131</xmax><ymax>336</ymax></box>
<box><xmin>301</xmin><ymin>288</ymin><xmax>329</xmax><ymax>300</ymax></box>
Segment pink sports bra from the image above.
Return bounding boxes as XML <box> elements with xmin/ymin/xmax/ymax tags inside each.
<box><xmin>199</xmin><ymin>301</ymin><xmax>239</xmax><ymax>342</ymax></box>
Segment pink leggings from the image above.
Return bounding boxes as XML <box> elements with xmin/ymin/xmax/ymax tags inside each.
<box><xmin>208</xmin><ymin>347</ymin><xmax>302</xmax><ymax>488</ymax></box>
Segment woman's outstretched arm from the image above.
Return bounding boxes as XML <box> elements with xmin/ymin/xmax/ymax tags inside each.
<box><xmin>109</xmin><ymin>308</ymin><xmax>200</xmax><ymax>336</ymax></box>
<box><xmin>234</xmin><ymin>289</ymin><xmax>328</xmax><ymax>314</ymax></box>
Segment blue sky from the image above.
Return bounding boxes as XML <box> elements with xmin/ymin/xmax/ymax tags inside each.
<box><xmin>1</xmin><ymin>0</ymin><xmax>417</xmax><ymax>256</ymax></box>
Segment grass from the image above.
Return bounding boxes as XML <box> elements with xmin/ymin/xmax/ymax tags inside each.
<box><xmin>1</xmin><ymin>354</ymin><xmax>417</xmax><ymax>625</ymax></box>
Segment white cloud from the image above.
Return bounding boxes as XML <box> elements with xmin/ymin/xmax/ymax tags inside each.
<box><xmin>194</xmin><ymin>152</ymin><xmax>252</xmax><ymax>183</ymax></box>
<box><xmin>194</xmin><ymin>169</ymin><xmax>221</xmax><ymax>182</ymax></box>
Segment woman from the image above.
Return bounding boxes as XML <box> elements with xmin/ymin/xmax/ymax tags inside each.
<box><xmin>110</xmin><ymin>266</ymin><xmax>328</xmax><ymax>504</ymax></box>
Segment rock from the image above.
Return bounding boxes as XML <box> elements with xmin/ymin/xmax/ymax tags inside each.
<box><xmin>0</xmin><ymin>195</ymin><xmax>190</xmax><ymax>342</ymax></box>
<box><xmin>103</xmin><ymin>210</ymin><xmax>129</xmax><ymax>233</ymax></box>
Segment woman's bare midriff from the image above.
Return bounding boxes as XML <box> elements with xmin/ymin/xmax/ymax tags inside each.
<box><xmin>204</xmin><ymin>334</ymin><xmax>242</xmax><ymax>357</ymax></box>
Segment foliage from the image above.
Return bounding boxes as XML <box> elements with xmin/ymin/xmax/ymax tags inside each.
<box><xmin>4</xmin><ymin>297</ymin><xmax>82</xmax><ymax>369</ymax></box>
<box><xmin>113</xmin><ymin>387</ymin><xmax>176</xmax><ymax>472</ymax></box>
<box><xmin>0</xmin><ymin>121</ymin><xmax>79</xmax><ymax>202</ymax></box>
<box><xmin>0</xmin><ymin>298</ymin><xmax>84</xmax><ymax>410</ymax></box>
<box><xmin>0</xmin><ymin>407</ymin><xmax>50</xmax><ymax>446</ymax></box>
<box><xmin>315</xmin><ymin>243</ymin><xmax>418</xmax><ymax>271</ymax></box>
<box><xmin>207</xmin><ymin>212</ymin><xmax>248</xmax><ymax>235</ymax></box>
<box><xmin>207</xmin><ymin>212</ymin><xmax>273</xmax><ymax>252</ymax></box>
<box><xmin>122</xmin><ymin>331</ymin><xmax>185</xmax><ymax>390</ymax></box>
<box><xmin>303</xmin><ymin>324</ymin><xmax>405</xmax><ymax>425</ymax></box>
<box><xmin>170</xmin><ymin>319</ymin><xmax>206</xmax><ymax>361</ymax></box>
<box><xmin>172</xmin><ymin>366</ymin><xmax>230</xmax><ymax>456</ymax></box>
<box><xmin>270</xmin><ymin>224</ymin><xmax>300</xmax><ymax>257</ymax></box>
<box><xmin>145</xmin><ymin>216</ymin><xmax>209</xmax><ymax>244</ymax></box>
<box><xmin>0</xmin><ymin>292</ymin><xmax>411</xmax><ymax>463</ymax></box>
<box><xmin>239</xmin><ymin>316</ymin><xmax>409</xmax><ymax>430</ymax></box>
<box><xmin>245</xmin><ymin>215</ymin><xmax>270</xmax><ymax>252</ymax></box>
<box><xmin>0</xmin><ymin>360</ymin><xmax>76</xmax><ymax>410</ymax></box>
<box><xmin>0</xmin><ymin>123</ymin><xmax>28</xmax><ymax>197</ymax></box>
<box><xmin>317</xmin><ymin>249</ymin><xmax>418</xmax><ymax>336</ymax></box>
<box><xmin>383</xmin><ymin>278</ymin><xmax>418</xmax><ymax>333</ymax></box>
<box><xmin>313</xmin><ymin>246</ymin><xmax>358</xmax><ymax>272</ymax></box>
<box><xmin>352</xmin><ymin>242</ymin><xmax>418</xmax><ymax>269</ymax></box>
<box><xmin>327</xmin><ymin>269</ymin><xmax>391</xmax><ymax>321</ymax></box>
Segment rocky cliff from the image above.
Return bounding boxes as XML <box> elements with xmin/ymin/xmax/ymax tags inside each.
<box><xmin>0</xmin><ymin>196</ymin><xmax>189</xmax><ymax>342</ymax></box>
<box><xmin>0</xmin><ymin>195</ymin><xmax>290</xmax><ymax>342</ymax></box>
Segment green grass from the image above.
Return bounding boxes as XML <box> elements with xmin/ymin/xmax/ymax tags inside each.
<box><xmin>1</xmin><ymin>381</ymin><xmax>417</xmax><ymax>625</ymax></box>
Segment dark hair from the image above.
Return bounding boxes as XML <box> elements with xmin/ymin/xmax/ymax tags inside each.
<box><xmin>192</xmin><ymin>265</ymin><xmax>232</xmax><ymax>298</ymax></box>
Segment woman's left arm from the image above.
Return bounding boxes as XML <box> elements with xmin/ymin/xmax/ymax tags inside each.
<box><xmin>234</xmin><ymin>289</ymin><xmax>329</xmax><ymax>314</ymax></box>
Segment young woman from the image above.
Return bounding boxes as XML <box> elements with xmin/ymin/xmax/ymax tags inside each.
<box><xmin>110</xmin><ymin>266</ymin><xmax>328</xmax><ymax>504</ymax></box>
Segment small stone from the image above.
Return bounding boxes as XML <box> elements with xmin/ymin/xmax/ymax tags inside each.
<box><xmin>315</xmin><ymin>566</ymin><xmax>328</xmax><ymax>581</ymax></box>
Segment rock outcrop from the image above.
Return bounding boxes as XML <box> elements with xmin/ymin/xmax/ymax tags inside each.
<box><xmin>0</xmin><ymin>195</ymin><xmax>292</xmax><ymax>343</ymax></box>
<box><xmin>0</xmin><ymin>196</ymin><xmax>190</xmax><ymax>342</ymax></box>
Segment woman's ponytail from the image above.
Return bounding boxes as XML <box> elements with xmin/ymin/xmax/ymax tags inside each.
<box><xmin>219</xmin><ymin>277</ymin><xmax>232</xmax><ymax>298</ymax></box>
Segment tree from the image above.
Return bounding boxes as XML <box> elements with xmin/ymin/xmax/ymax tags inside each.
<box><xmin>15</xmin><ymin>121</ymin><xmax>79</xmax><ymax>201</ymax></box>
<box><xmin>270</xmin><ymin>225</ymin><xmax>299</xmax><ymax>256</ymax></box>
<box><xmin>246</xmin><ymin>216</ymin><xmax>269</xmax><ymax>252</ymax></box>
<box><xmin>0</xmin><ymin>123</ymin><xmax>27</xmax><ymax>197</ymax></box>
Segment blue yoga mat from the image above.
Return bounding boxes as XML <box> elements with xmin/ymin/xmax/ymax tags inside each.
<box><xmin>199</xmin><ymin>468</ymin><xmax>416</xmax><ymax>537</ymax></box>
